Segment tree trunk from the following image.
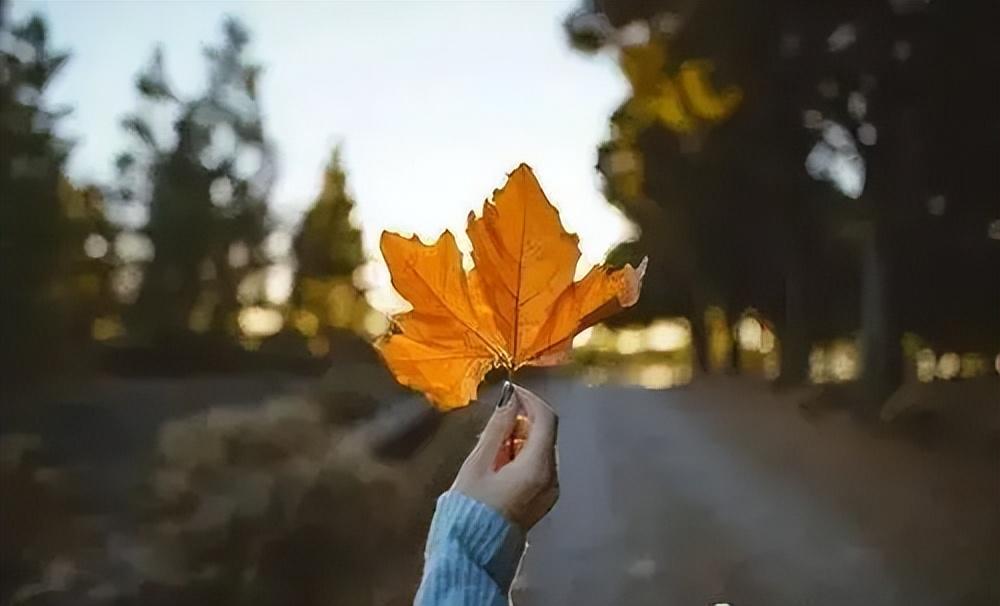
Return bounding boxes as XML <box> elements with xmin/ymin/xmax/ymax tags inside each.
<box><xmin>778</xmin><ymin>262</ymin><xmax>810</xmax><ymax>386</ymax></box>
<box><xmin>690</xmin><ymin>307</ymin><xmax>711</xmax><ymax>374</ymax></box>
<box><xmin>860</xmin><ymin>104</ymin><xmax>917</xmax><ymax>405</ymax></box>
<box><xmin>860</xmin><ymin>225</ymin><xmax>903</xmax><ymax>403</ymax></box>
<box><xmin>728</xmin><ymin>327</ymin><xmax>742</xmax><ymax>375</ymax></box>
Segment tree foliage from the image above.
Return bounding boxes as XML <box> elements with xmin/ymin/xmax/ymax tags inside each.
<box><xmin>294</xmin><ymin>148</ymin><xmax>364</xmax><ymax>281</ymax></box>
<box><xmin>114</xmin><ymin>18</ymin><xmax>275</xmax><ymax>340</ymax></box>
<box><xmin>0</xmin><ymin>10</ymin><xmax>111</xmax><ymax>381</ymax></box>
<box><xmin>568</xmin><ymin>0</ymin><xmax>1000</xmax><ymax>396</ymax></box>
<box><xmin>289</xmin><ymin>148</ymin><xmax>372</xmax><ymax>342</ymax></box>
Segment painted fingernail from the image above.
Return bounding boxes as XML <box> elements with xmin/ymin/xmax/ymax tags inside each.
<box><xmin>496</xmin><ymin>380</ymin><xmax>514</xmax><ymax>409</ymax></box>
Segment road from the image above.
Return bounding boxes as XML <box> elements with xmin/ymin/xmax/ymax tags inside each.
<box><xmin>511</xmin><ymin>376</ymin><xmax>998</xmax><ymax>606</ymax></box>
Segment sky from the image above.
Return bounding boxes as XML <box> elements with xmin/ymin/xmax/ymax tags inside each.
<box><xmin>13</xmin><ymin>0</ymin><xmax>634</xmax><ymax>306</ymax></box>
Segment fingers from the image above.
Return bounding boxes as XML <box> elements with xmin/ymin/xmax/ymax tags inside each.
<box><xmin>492</xmin><ymin>413</ymin><xmax>529</xmax><ymax>470</ymax></box>
<box><xmin>512</xmin><ymin>385</ymin><xmax>558</xmax><ymax>463</ymax></box>
<box><xmin>468</xmin><ymin>392</ymin><xmax>519</xmax><ymax>471</ymax></box>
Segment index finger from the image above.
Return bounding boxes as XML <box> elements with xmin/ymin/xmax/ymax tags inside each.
<box><xmin>512</xmin><ymin>385</ymin><xmax>557</xmax><ymax>460</ymax></box>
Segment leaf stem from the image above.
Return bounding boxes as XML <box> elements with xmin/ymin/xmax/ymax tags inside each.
<box><xmin>506</xmin><ymin>367</ymin><xmax>516</xmax><ymax>461</ymax></box>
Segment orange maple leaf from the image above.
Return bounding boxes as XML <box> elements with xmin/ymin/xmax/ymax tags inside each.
<box><xmin>376</xmin><ymin>164</ymin><xmax>646</xmax><ymax>409</ymax></box>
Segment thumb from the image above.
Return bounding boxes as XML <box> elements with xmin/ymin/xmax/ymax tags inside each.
<box><xmin>470</xmin><ymin>384</ymin><xmax>518</xmax><ymax>470</ymax></box>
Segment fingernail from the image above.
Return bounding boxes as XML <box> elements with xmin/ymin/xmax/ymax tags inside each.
<box><xmin>496</xmin><ymin>380</ymin><xmax>514</xmax><ymax>409</ymax></box>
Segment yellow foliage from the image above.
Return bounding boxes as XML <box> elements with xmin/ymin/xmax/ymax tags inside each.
<box><xmin>609</xmin><ymin>41</ymin><xmax>743</xmax><ymax>201</ymax></box>
<box><xmin>621</xmin><ymin>41</ymin><xmax>668</xmax><ymax>97</ymax></box>
<box><xmin>292</xmin><ymin>309</ymin><xmax>320</xmax><ymax>337</ymax></box>
<box><xmin>91</xmin><ymin>316</ymin><xmax>124</xmax><ymax>341</ymax></box>
<box><xmin>647</xmin><ymin>79</ymin><xmax>698</xmax><ymax>133</ymax></box>
<box><xmin>326</xmin><ymin>282</ymin><xmax>358</xmax><ymax>328</ymax></box>
<box><xmin>617</xmin><ymin>42</ymin><xmax>742</xmax><ymax>136</ymax></box>
<box><xmin>679</xmin><ymin>59</ymin><xmax>743</xmax><ymax>121</ymax></box>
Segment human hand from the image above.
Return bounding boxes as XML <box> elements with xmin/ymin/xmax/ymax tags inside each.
<box><xmin>451</xmin><ymin>382</ymin><xmax>559</xmax><ymax>531</ymax></box>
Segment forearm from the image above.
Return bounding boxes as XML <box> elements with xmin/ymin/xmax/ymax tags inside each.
<box><xmin>415</xmin><ymin>491</ymin><xmax>526</xmax><ymax>606</ymax></box>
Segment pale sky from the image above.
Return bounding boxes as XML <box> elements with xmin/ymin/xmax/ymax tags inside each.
<box><xmin>14</xmin><ymin>0</ymin><xmax>633</xmax><ymax>307</ymax></box>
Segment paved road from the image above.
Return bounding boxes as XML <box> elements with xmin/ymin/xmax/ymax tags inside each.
<box><xmin>511</xmin><ymin>377</ymin><xmax>998</xmax><ymax>606</ymax></box>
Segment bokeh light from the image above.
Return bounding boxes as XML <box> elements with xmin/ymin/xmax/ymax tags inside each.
<box><xmin>238</xmin><ymin>306</ymin><xmax>284</xmax><ymax>338</ymax></box>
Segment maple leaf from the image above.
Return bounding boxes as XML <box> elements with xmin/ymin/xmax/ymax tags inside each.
<box><xmin>376</xmin><ymin>164</ymin><xmax>646</xmax><ymax>409</ymax></box>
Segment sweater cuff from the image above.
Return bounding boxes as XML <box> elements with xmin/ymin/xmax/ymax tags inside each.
<box><xmin>428</xmin><ymin>491</ymin><xmax>526</xmax><ymax>592</ymax></box>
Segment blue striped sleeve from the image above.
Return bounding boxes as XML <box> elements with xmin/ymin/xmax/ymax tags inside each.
<box><xmin>415</xmin><ymin>491</ymin><xmax>526</xmax><ymax>606</ymax></box>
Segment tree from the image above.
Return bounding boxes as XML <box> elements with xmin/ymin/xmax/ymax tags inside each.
<box><xmin>567</xmin><ymin>0</ymin><xmax>1000</xmax><ymax>399</ymax></box>
<box><xmin>291</xmin><ymin>149</ymin><xmax>368</xmax><ymax>336</ymax></box>
<box><xmin>55</xmin><ymin>179</ymin><xmax>117</xmax><ymax>344</ymax></box>
<box><xmin>567</xmin><ymin>7</ymin><xmax>763</xmax><ymax>372</ymax></box>
<box><xmin>294</xmin><ymin>148</ymin><xmax>364</xmax><ymax>282</ymax></box>
<box><xmin>0</xmin><ymin>8</ymin><xmax>75</xmax><ymax>383</ymax></box>
<box><xmin>113</xmin><ymin>18</ymin><xmax>275</xmax><ymax>341</ymax></box>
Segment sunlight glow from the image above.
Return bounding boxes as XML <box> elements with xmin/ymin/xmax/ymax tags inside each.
<box><xmin>238</xmin><ymin>306</ymin><xmax>283</xmax><ymax>338</ymax></box>
<box><xmin>829</xmin><ymin>342</ymin><xmax>859</xmax><ymax>381</ymax></box>
<box><xmin>361</xmin><ymin>309</ymin><xmax>390</xmax><ymax>337</ymax></box>
<box><xmin>573</xmin><ymin>326</ymin><xmax>595</xmax><ymax>349</ymax></box>
<box><xmin>114</xmin><ymin>231</ymin><xmax>154</xmax><ymax>263</ymax></box>
<box><xmin>616</xmin><ymin>328</ymin><xmax>643</xmax><ymax>355</ymax></box>
<box><xmin>83</xmin><ymin>233</ymin><xmax>108</xmax><ymax>259</ymax></box>
<box><xmin>644</xmin><ymin>319</ymin><xmax>690</xmax><ymax>352</ymax></box>
<box><xmin>737</xmin><ymin>317</ymin><xmax>763</xmax><ymax>350</ymax></box>
<box><xmin>915</xmin><ymin>348</ymin><xmax>936</xmax><ymax>382</ymax></box>
<box><xmin>264</xmin><ymin>264</ymin><xmax>294</xmax><ymax>305</ymax></box>
<box><xmin>637</xmin><ymin>363</ymin><xmax>675</xmax><ymax>390</ymax></box>
<box><xmin>809</xmin><ymin>340</ymin><xmax>860</xmax><ymax>383</ymax></box>
<box><xmin>936</xmin><ymin>352</ymin><xmax>960</xmax><ymax>380</ymax></box>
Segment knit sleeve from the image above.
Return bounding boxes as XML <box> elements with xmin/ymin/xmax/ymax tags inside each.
<box><xmin>414</xmin><ymin>491</ymin><xmax>526</xmax><ymax>606</ymax></box>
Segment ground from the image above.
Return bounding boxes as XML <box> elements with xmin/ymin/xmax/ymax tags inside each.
<box><xmin>514</xmin><ymin>376</ymin><xmax>998</xmax><ymax>606</ymax></box>
<box><xmin>1</xmin><ymin>369</ymin><xmax>997</xmax><ymax>605</ymax></box>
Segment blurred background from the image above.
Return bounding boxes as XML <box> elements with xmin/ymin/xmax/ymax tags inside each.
<box><xmin>0</xmin><ymin>1</ymin><xmax>996</xmax><ymax>605</ymax></box>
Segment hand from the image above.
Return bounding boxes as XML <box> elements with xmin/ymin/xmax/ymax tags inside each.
<box><xmin>452</xmin><ymin>382</ymin><xmax>559</xmax><ymax>531</ymax></box>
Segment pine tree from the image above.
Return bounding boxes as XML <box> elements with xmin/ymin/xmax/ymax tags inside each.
<box><xmin>294</xmin><ymin>148</ymin><xmax>363</xmax><ymax>280</ymax></box>
<box><xmin>114</xmin><ymin>18</ymin><xmax>274</xmax><ymax>340</ymax></box>
<box><xmin>292</xmin><ymin>148</ymin><xmax>368</xmax><ymax>336</ymax></box>
<box><xmin>0</xmin><ymin>10</ymin><xmax>73</xmax><ymax>380</ymax></box>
